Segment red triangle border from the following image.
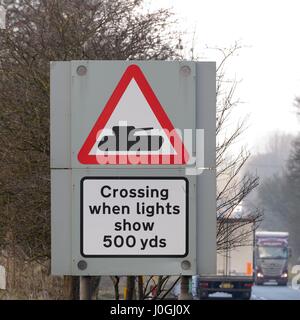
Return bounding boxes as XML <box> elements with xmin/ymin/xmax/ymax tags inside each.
<box><xmin>77</xmin><ymin>64</ymin><xmax>189</xmax><ymax>165</ymax></box>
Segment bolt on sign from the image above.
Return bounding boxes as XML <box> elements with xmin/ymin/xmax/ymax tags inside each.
<box><xmin>50</xmin><ymin>61</ymin><xmax>216</xmax><ymax>276</ymax></box>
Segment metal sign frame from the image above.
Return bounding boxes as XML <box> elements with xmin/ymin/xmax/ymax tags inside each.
<box><xmin>50</xmin><ymin>60</ymin><xmax>216</xmax><ymax>276</ymax></box>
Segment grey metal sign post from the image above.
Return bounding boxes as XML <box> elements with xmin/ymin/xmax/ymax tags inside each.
<box><xmin>50</xmin><ymin>61</ymin><xmax>216</xmax><ymax>283</ymax></box>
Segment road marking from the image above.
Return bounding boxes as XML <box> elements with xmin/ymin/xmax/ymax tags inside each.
<box><xmin>289</xmin><ymin>285</ymin><xmax>300</xmax><ymax>291</ymax></box>
<box><xmin>252</xmin><ymin>294</ymin><xmax>267</xmax><ymax>300</ymax></box>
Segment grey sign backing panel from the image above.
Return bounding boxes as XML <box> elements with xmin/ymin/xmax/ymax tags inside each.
<box><xmin>50</xmin><ymin>62</ymin><xmax>71</xmax><ymax>169</ymax></box>
<box><xmin>70</xmin><ymin>169</ymin><xmax>196</xmax><ymax>276</ymax></box>
<box><xmin>70</xmin><ymin>61</ymin><xmax>196</xmax><ymax>169</ymax></box>
<box><xmin>196</xmin><ymin>170</ymin><xmax>216</xmax><ymax>275</ymax></box>
<box><xmin>196</xmin><ymin>62</ymin><xmax>217</xmax><ymax>275</ymax></box>
<box><xmin>50</xmin><ymin>60</ymin><xmax>217</xmax><ymax>276</ymax></box>
<box><xmin>51</xmin><ymin>170</ymin><xmax>72</xmax><ymax>274</ymax></box>
<box><xmin>196</xmin><ymin>62</ymin><xmax>216</xmax><ymax>169</ymax></box>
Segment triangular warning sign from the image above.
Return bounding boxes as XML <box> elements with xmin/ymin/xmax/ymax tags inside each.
<box><xmin>78</xmin><ymin>64</ymin><xmax>189</xmax><ymax>165</ymax></box>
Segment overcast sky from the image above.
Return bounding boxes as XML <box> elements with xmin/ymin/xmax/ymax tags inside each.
<box><xmin>148</xmin><ymin>0</ymin><xmax>300</xmax><ymax>154</ymax></box>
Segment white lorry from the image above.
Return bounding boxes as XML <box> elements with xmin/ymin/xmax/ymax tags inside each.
<box><xmin>255</xmin><ymin>231</ymin><xmax>290</xmax><ymax>286</ymax></box>
<box><xmin>196</xmin><ymin>218</ymin><xmax>255</xmax><ymax>300</ymax></box>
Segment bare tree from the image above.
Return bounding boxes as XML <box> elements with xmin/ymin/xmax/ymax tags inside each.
<box><xmin>0</xmin><ymin>0</ymin><xmax>180</xmax><ymax>299</ymax></box>
<box><xmin>213</xmin><ymin>44</ymin><xmax>262</xmax><ymax>252</ymax></box>
<box><xmin>294</xmin><ymin>96</ymin><xmax>300</xmax><ymax>118</ymax></box>
<box><xmin>256</xmin><ymin>100</ymin><xmax>300</xmax><ymax>263</ymax></box>
<box><xmin>0</xmin><ymin>0</ymin><xmax>262</xmax><ymax>300</ymax></box>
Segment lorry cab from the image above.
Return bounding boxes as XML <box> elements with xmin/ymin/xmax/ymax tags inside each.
<box><xmin>255</xmin><ymin>231</ymin><xmax>290</xmax><ymax>286</ymax></box>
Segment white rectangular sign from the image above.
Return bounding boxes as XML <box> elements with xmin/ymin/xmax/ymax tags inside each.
<box><xmin>0</xmin><ymin>265</ymin><xmax>6</xmax><ymax>290</ymax></box>
<box><xmin>81</xmin><ymin>177</ymin><xmax>188</xmax><ymax>257</ymax></box>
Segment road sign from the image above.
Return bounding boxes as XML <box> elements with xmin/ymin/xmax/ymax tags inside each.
<box><xmin>81</xmin><ymin>177</ymin><xmax>188</xmax><ymax>257</ymax></box>
<box><xmin>50</xmin><ymin>61</ymin><xmax>216</xmax><ymax>276</ymax></box>
<box><xmin>78</xmin><ymin>64</ymin><xmax>189</xmax><ymax>165</ymax></box>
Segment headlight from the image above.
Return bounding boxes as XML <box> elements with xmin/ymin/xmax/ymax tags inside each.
<box><xmin>257</xmin><ymin>272</ymin><xmax>264</xmax><ymax>278</ymax></box>
<box><xmin>281</xmin><ymin>272</ymin><xmax>288</xmax><ymax>278</ymax></box>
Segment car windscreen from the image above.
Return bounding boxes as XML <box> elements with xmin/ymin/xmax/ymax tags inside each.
<box><xmin>258</xmin><ymin>246</ymin><xmax>288</xmax><ymax>259</ymax></box>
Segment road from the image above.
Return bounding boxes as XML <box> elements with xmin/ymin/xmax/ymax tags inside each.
<box><xmin>173</xmin><ymin>282</ymin><xmax>300</xmax><ymax>300</ymax></box>
<box><xmin>252</xmin><ymin>284</ymin><xmax>300</xmax><ymax>300</ymax></box>
<box><xmin>206</xmin><ymin>284</ymin><xmax>300</xmax><ymax>300</ymax></box>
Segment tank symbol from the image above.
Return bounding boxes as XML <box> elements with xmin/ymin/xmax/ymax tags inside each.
<box><xmin>98</xmin><ymin>126</ymin><xmax>164</xmax><ymax>152</ymax></box>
